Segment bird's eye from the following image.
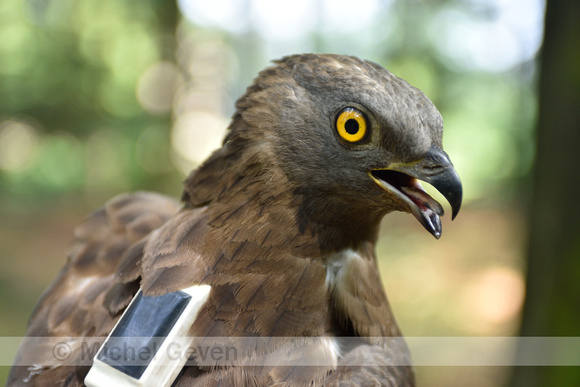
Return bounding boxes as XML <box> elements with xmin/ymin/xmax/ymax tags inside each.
<box><xmin>336</xmin><ymin>107</ymin><xmax>368</xmax><ymax>143</ymax></box>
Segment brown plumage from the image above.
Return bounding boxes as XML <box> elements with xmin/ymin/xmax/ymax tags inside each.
<box><xmin>8</xmin><ymin>54</ymin><xmax>462</xmax><ymax>386</ymax></box>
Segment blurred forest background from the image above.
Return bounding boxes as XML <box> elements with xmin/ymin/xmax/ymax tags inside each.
<box><xmin>0</xmin><ymin>0</ymin><xmax>578</xmax><ymax>386</ymax></box>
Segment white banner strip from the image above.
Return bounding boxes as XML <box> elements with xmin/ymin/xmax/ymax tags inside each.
<box><xmin>3</xmin><ymin>337</ymin><xmax>579</xmax><ymax>367</ymax></box>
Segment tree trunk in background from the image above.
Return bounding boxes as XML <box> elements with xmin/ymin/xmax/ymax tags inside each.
<box><xmin>511</xmin><ymin>0</ymin><xmax>580</xmax><ymax>386</ymax></box>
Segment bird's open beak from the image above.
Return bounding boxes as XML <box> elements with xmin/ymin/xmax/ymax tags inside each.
<box><xmin>369</xmin><ymin>147</ymin><xmax>462</xmax><ymax>239</ymax></box>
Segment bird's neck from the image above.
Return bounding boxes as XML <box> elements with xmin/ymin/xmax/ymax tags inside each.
<box><xmin>181</xmin><ymin>145</ymin><xmax>402</xmax><ymax>339</ymax></box>
<box><xmin>183</xmin><ymin>140</ymin><xmax>384</xmax><ymax>253</ymax></box>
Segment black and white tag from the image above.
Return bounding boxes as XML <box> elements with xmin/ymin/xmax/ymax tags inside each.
<box><xmin>84</xmin><ymin>285</ymin><xmax>211</xmax><ymax>387</ymax></box>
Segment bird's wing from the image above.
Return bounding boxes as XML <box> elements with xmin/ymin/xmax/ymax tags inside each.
<box><xmin>7</xmin><ymin>192</ymin><xmax>181</xmax><ymax>386</ymax></box>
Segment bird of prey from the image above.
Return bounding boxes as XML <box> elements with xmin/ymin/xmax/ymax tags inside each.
<box><xmin>8</xmin><ymin>54</ymin><xmax>462</xmax><ymax>386</ymax></box>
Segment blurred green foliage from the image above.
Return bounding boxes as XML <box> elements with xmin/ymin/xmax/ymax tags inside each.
<box><xmin>0</xmin><ymin>0</ymin><xmax>181</xmax><ymax>205</ymax></box>
<box><xmin>0</xmin><ymin>0</ymin><xmax>541</xmax><ymax>207</ymax></box>
<box><xmin>0</xmin><ymin>1</ymin><xmax>546</xmax><ymax>386</ymax></box>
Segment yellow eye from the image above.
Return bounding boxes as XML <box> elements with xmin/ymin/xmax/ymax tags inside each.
<box><xmin>336</xmin><ymin>108</ymin><xmax>368</xmax><ymax>143</ymax></box>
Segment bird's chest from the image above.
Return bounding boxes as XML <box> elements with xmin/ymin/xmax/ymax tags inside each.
<box><xmin>324</xmin><ymin>249</ymin><xmax>363</xmax><ymax>290</ymax></box>
<box><xmin>192</xmin><ymin>252</ymin><xmax>331</xmax><ymax>338</ymax></box>
<box><xmin>323</xmin><ymin>248</ymin><xmax>395</xmax><ymax>337</ymax></box>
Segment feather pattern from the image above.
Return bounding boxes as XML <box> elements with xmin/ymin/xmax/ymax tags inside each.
<box><xmin>6</xmin><ymin>53</ymin><xmax>464</xmax><ymax>386</ymax></box>
<box><xmin>8</xmin><ymin>192</ymin><xmax>180</xmax><ymax>385</ymax></box>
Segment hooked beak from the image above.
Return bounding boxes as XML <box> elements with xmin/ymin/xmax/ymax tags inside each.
<box><xmin>369</xmin><ymin>147</ymin><xmax>463</xmax><ymax>239</ymax></box>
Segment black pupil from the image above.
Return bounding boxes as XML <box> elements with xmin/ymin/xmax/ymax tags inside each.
<box><xmin>345</xmin><ymin>119</ymin><xmax>359</xmax><ymax>135</ymax></box>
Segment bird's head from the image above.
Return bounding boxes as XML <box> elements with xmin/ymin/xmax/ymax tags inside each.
<box><xmin>224</xmin><ymin>54</ymin><xmax>462</xmax><ymax>244</ymax></box>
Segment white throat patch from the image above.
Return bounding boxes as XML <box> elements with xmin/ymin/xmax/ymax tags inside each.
<box><xmin>324</xmin><ymin>249</ymin><xmax>363</xmax><ymax>289</ymax></box>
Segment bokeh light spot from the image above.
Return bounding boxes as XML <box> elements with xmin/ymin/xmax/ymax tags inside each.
<box><xmin>0</xmin><ymin>120</ymin><xmax>40</xmax><ymax>173</ymax></box>
<box><xmin>137</xmin><ymin>61</ymin><xmax>182</xmax><ymax>116</ymax></box>
<box><xmin>171</xmin><ymin>111</ymin><xmax>227</xmax><ymax>174</ymax></box>
<box><xmin>462</xmin><ymin>266</ymin><xmax>525</xmax><ymax>329</ymax></box>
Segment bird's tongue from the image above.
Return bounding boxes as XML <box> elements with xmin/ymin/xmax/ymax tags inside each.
<box><xmin>400</xmin><ymin>180</ymin><xmax>444</xmax><ymax>215</ymax></box>
<box><xmin>400</xmin><ymin>182</ymin><xmax>444</xmax><ymax>239</ymax></box>
<box><xmin>371</xmin><ymin>169</ymin><xmax>445</xmax><ymax>238</ymax></box>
